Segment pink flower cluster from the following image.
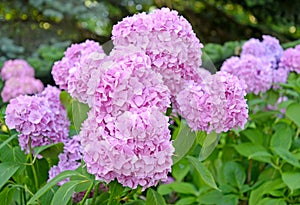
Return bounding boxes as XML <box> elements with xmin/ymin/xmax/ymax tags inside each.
<box><xmin>48</xmin><ymin>135</ymin><xmax>83</xmax><ymax>185</ymax></box>
<box><xmin>221</xmin><ymin>35</ymin><xmax>289</xmax><ymax>94</ymax></box>
<box><xmin>51</xmin><ymin>40</ymin><xmax>105</xmax><ymax>104</ymax></box>
<box><xmin>80</xmin><ymin>108</ymin><xmax>174</xmax><ymax>190</ymax></box>
<box><xmin>279</xmin><ymin>45</ymin><xmax>300</xmax><ymax>74</ymax></box>
<box><xmin>0</xmin><ymin>59</ymin><xmax>44</xmax><ymax>102</ymax></box>
<box><xmin>176</xmin><ymin>71</ymin><xmax>248</xmax><ymax>133</ymax></box>
<box><xmin>112</xmin><ymin>7</ymin><xmax>203</xmax><ymax>95</ymax></box>
<box><xmin>5</xmin><ymin>86</ymin><xmax>70</xmax><ymax>153</ymax></box>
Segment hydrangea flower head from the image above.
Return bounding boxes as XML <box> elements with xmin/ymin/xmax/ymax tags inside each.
<box><xmin>1</xmin><ymin>77</ymin><xmax>44</xmax><ymax>102</ymax></box>
<box><xmin>221</xmin><ymin>55</ymin><xmax>273</xmax><ymax>94</ymax></box>
<box><xmin>112</xmin><ymin>7</ymin><xmax>203</xmax><ymax>94</ymax></box>
<box><xmin>80</xmin><ymin>108</ymin><xmax>174</xmax><ymax>190</ymax></box>
<box><xmin>52</xmin><ymin>40</ymin><xmax>104</xmax><ymax>90</ymax></box>
<box><xmin>91</xmin><ymin>50</ymin><xmax>170</xmax><ymax>116</ymax></box>
<box><xmin>5</xmin><ymin>86</ymin><xmax>70</xmax><ymax>153</ymax></box>
<box><xmin>279</xmin><ymin>46</ymin><xmax>300</xmax><ymax>73</ymax></box>
<box><xmin>1</xmin><ymin>59</ymin><xmax>35</xmax><ymax>81</ymax></box>
<box><xmin>48</xmin><ymin>135</ymin><xmax>83</xmax><ymax>185</ymax></box>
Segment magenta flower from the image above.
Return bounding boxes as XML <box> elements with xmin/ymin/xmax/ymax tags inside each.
<box><xmin>80</xmin><ymin>108</ymin><xmax>174</xmax><ymax>190</ymax></box>
<box><xmin>1</xmin><ymin>77</ymin><xmax>44</xmax><ymax>102</ymax></box>
<box><xmin>1</xmin><ymin>59</ymin><xmax>35</xmax><ymax>81</ymax></box>
<box><xmin>48</xmin><ymin>135</ymin><xmax>83</xmax><ymax>185</ymax></box>
<box><xmin>5</xmin><ymin>86</ymin><xmax>70</xmax><ymax>153</ymax></box>
<box><xmin>112</xmin><ymin>7</ymin><xmax>203</xmax><ymax>95</ymax></box>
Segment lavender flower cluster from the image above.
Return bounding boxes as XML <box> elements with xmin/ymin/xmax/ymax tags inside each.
<box><xmin>0</xmin><ymin>59</ymin><xmax>44</xmax><ymax>102</ymax></box>
<box><xmin>5</xmin><ymin>86</ymin><xmax>70</xmax><ymax>153</ymax></box>
<box><xmin>50</xmin><ymin>8</ymin><xmax>248</xmax><ymax>189</ymax></box>
<box><xmin>221</xmin><ymin>35</ymin><xmax>290</xmax><ymax>94</ymax></box>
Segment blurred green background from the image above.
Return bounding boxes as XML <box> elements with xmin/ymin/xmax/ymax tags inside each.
<box><xmin>1</xmin><ymin>0</ymin><xmax>300</xmax><ymax>83</ymax></box>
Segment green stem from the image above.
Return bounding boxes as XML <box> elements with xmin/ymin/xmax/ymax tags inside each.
<box><xmin>91</xmin><ymin>182</ymin><xmax>100</xmax><ymax>205</ymax></box>
<box><xmin>80</xmin><ymin>182</ymin><xmax>94</xmax><ymax>205</ymax></box>
<box><xmin>29</xmin><ymin>141</ymin><xmax>39</xmax><ymax>191</ymax></box>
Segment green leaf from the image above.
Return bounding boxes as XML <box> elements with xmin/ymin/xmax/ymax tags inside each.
<box><xmin>51</xmin><ymin>180</ymin><xmax>89</xmax><ymax>205</ymax></box>
<box><xmin>0</xmin><ymin>133</ymin><xmax>17</xmax><ymax>150</ymax></box>
<box><xmin>146</xmin><ymin>188</ymin><xmax>166</xmax><ymax>205</ymax></box>
<box><xmin>172</xmin><ymin>121</ymin><xmax>196</xmax><ymax>164</ymax></box>
<box><xmin>222</xmin><ymin>161</ymin><xmax>246</xmax><ymax>190</ymax></box>
<box><xmin>172</xmin><ymin>182</ymin><xmax>198</xmax><ymax>195</ymax></box>
<box><xmin>0</xmin><ymin>185</ymin><xmax>16</xmax><ymax>205</ymax></box>
<box><xmin>33</xmin><ymin>142</ymin><xmax>64</xmax><ymax>158</ymax></box>
<box><xmin>199</xmin><ymin>131</ymin><xmax>219</xmax><ymax>161</ymax></box>
<box><xmin>187</xmin><ymin>156</ymin><xmax>219</xmax><ymax>190</ymax></box>
<box><xmin>27</xmin><ymin>170</ymin><xmax>84</xmax><ymax>204</ymax></box>
<box><xmin>175</xmin><ymin>197</ymin><xmax>197</xmax><ymax>205</ymax></box>
<box><xmin>241</xmin><ymin>129</ymin><xmax>264</xmax><ymax>144</ymax></box>
<box><xmin>108</xmin><ymin>180</ymin><xmax>124</xmax><ymax>205</ymax></box>
<box><xmin>157</xmin><ymin>184</ymin><xmax>173</xmax><ymax>195</ymax></box>
<box><xmin>0</xmin><ymin>162</ymin><xmax>20</xmax><ymax>190</ymax></box>
<box><xmin>198</xmin><ymin>190</ymin><xmax>223</xmax><ymax>204</ymax></box>
<box><xmin>124</xmin><ymin>200</ymin><xmax>145</xmax><ymax>205</ymax></box>
<box><xmin>172</xmin><ymin>159</ymin><xmax>190</xmax><ymax>182</ymax></box>
<box><xmin>270</xmin><ymin>123</ymin><xmax>293</xmax><ymax>150</ymax></box>
<box><xmin>217</xmin><ymin>194</ymin><xmax>239</xmax><ymax>205</ymax></box>
<box><xmin>286</xmin><ymin>102</ymin><xmax>300</xmax><ymax>127</ymax></box>
<box><xmin>282</xmin><ymin>172</ymin><xmax>300</xmax><ymax>192</ymax></box>
<box><xmin>257</xmin><ymin>198</ymin><xmax>287</xmax><ymax>205</ymax></box>
<box><xmin>234</xmin><ymin>143</ymin><xmax>272</xmax><ymax>163</ymax></box>
<box><xmin>72</xmin><ymin>100</ymin><xmax>90</xmax><ymax>133</ymax></box>
<box><xmin>271</xmin><ymin>147</ymin><xmax>300</xmax><ymax>168</ymax></box>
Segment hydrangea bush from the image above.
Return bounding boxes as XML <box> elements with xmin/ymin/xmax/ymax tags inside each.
<box><xmin>1</xmin><ymin>7</ymin><xmax>300</xmax><ymax>205</ymax></box>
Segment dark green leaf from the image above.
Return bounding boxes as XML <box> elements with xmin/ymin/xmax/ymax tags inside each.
<box><xmin>172</xmin><ymin>121</ymin><xmax>196</xmax><ymax>164</ymax></box>
<box><xmin>222</xmin><ymin>161</ymin><xmax>246</xmax><ymax>190</ymax></box>
<box><xmin>0</xmin><ymin>133</ymin><xmax>17</xmax><ymax>150</ymax></box>
<box><xmin>146</xmin><ymin>188</ymin><xmax>166</xmax><ymax>205</ymax></box>
<box><xmin>272</xmin><ymin>147</ymin><xmax>300</xmax><ymax>168</ymax></box>
<box><xmin>33</xmin><ymin>142</ymin><xmax>64</xmax><ymax>158</ymax></box>
<box><xmin>257</xmin><ymin>198</ymin><xmax>287</xmax><ymax>205</ymax></box>
<box><xmin>108</xmin><ymin>180</ymin><xmax>124</xmax><ymax>205</ymax></box>
<box><xmin>187</xmin><ymin>156</ymin><xmax>219</xmax><ymax>190</ymax></box>
<box><xmin>282</xmin><ymin>172</ymin><xmax>300</xmax><ymax>192</ymax></box>
<box><xmin>217</xmin><ymin>194</ymin><xmax>239</xmax><ymax>205</ymax></box>
<box><xmin>0</xmin><ymin>184</ymin><xmax>16</xmax><ymax>204</ymax></box>
<box><xmin>124</xmin><ymin>200</ymin><xmax>145</xmax><ymax>205</ymax></box>
<box><xmin>234</xmin><ymin>143</ymin><xmax>272</xmax><ymax>163</ymax></box>
<box><xmin>241</xmin><ymin>129</ymin><xmax>264</xmax><ymax>144</ymax></box>
<box><xmin>0</xmin><ymin>162</ymin><xmax>20</xmax><ymax>190</ymax></box>
<box><xmin>286</xmin><ymin>102</ymin><xmax>300</xmax><ymax>127</ymax></box>
<box><xmin>198</xmin><ymin>190</ymin><xmax>223</xmax><ymax>204</ymax></box>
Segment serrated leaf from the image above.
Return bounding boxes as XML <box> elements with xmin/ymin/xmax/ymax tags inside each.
<box><xmin>187</xmin><ymin>156</ymin><xmax>219</xmax><ymax>190</ymax></box>
<box><xmin>27</xmin><ymin>170</ymin><xmax>84</xmax><ymax>204</ymax></box>
<box><xmin>146</xmin><ymin>188</ymin><xmax>166</xmax><ymax>205</ymax></box>
<box><xmin>270</xmin><ymin>123</ymin><xmax>293</xmax><ymax>150</ymax></box>
<box><xmin>286</xmin><ymin>102</ymin><xmax>300</xmax><ymax>127</ymax></box>
<box><xmin>272</xmin><ymin>147</ymin><xmax>300</xmax><ymax>168</ymax></box>
<box><xmin>0</xmin><ymin>162</ymin><xmax>20</xmax><ymax>190</ymax></box>
<box><xmin>199</xmin><ymin>132</ymin><xmax>219</xmax><ymax>161</ymax></box>
<box><xmin>50</xmin><ymin>180</ymin><xmax>89</xmax><ymax>205</ymax></box>
<box><xmin>282</xmin><ymin>172</ymin><xmax>300</xmax><ymax>192</ymax></box>
<box><xmin>172</xmin><ymin>121</ymin><xmax>196</xmax><ymax>164</ymax></box>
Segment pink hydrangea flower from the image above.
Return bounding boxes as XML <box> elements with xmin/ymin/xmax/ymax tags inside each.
<box><xmin>221</xmin><ymin>55</ymin><xmax>273</xmax><ymax>94</ymax></box>
<box><xmin>51</xmin><ymin>40</ymin><xmax>104</xmax><ymax>91</ymax></box>
<box><xmin>1</xmin><ymin>77</ymin><xmax>44</xmax><ymax>102</ymax></box>
<box><xmin>91</xmin><ymin>50</ymin><xmax>170</xmax><ymax>116</ymax></box>
<box><xmin>1</xmin><ymin>59</ymin><xmax>35</xmax><ymax>81</ymax></box>
<box><xmin>48</xmin><ymin>135</ymin><xmax>83</xmax><ymax>185</ymax></box>
<box><xmin>176</xmin><ymin>71</ymin><xmax>248</xmax><ymax>133</ymax></box>
<box><xmin>5</xmin><ymin>86</ymin><xmax>70</xmax><ymax>153</ymax></box>
<box><xmin>279</xmin><ymin>46</ymin><xmax>300</xmax><ymax>73</ymax></box>
<box><xmin>112</xmin><ymin>7</ymin><xmax>203</xmax><ymax>94</ymax></box>
<box><xmin>80</xmin><ymin>108</ymin><xmax>174</xmax><ymax>190</ymax></box>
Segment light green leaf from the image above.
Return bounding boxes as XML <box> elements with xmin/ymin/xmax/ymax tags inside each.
<box><xmin>282</xmin><ymin>172</ymin><xmax>300</xmax><ymax>192</ymax></box>
<box><xmin>27</xmin><ymin>170</ymin><xmax>84</xmax><ymax>204</ymax></box>
<box><xmin>286</xmin><ymin>102</ymin><xmax>300</xmax><ymax>127</ymax></box>
<box><xmin>199</xmin><ymin>131</ymin><xmax>219</xmax><ymax>161</ymax></box>
<box><xmin>257</xmin><ymin>198</ymin><xmax>287</xmax><ymax>205</ymax></box>
<box><xmin>50</xmin><ymin>180</ymin><xmax>88</xmax><ymax>205</ymax></box>
<box><xmin>72</xmin><ymin>100</ymin><xmax>90</xmax><ymax>133</ymax></box>
<box><xmin>198</xmin><ymin>190</ymin><xmax>223</xmax><ymax>204</ymax></box>
<box><xmin>234</xmin><ymin>143</ymin><xmax>272</xmax><ymax>163</ymax></box>
<box><xmin>222</xmin><ymin>161</ymin><xmax>246</xmax><ymax>190</ymax></box>
<box><xmin>0</xmin><ymin>133</ymin><xmax>17</xmax><ymax>150</ymax></box>
<box><xmin>187</xmin><ymin>156</ymin><xmax>219</xmax><ymax>190</ymax></box>
<box><xmin>146</xmin><ymin>188</ymin><xmax>166</xmax><ymax>205</ymax></box>
<box><xmin>172</xmin><ymin>159</ymin><xmax>190</xmax><ymax>182</ymax></box>
<box><xmin>0</xmin><ymin>162</ymin><xmax>20</xmax><ymax>190</ymax></box>
<box><xmin>270</xmin><ymin>123</ymin><xmax>293</xmax><ymax>150</ymax></box>
<box><xmin>271</xmin><ymin>147</ymin><xmax>300</xmax><ymax>168</ymax></box>
<box><xmin>171</xmin><ymin>182</ymin><xmax>198</xmax><ymax>195</ymax></box>
<box><xmin>172</xmin><ymin>121</ymin><xmax>196</xmax><ymax>164</ymax></box>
